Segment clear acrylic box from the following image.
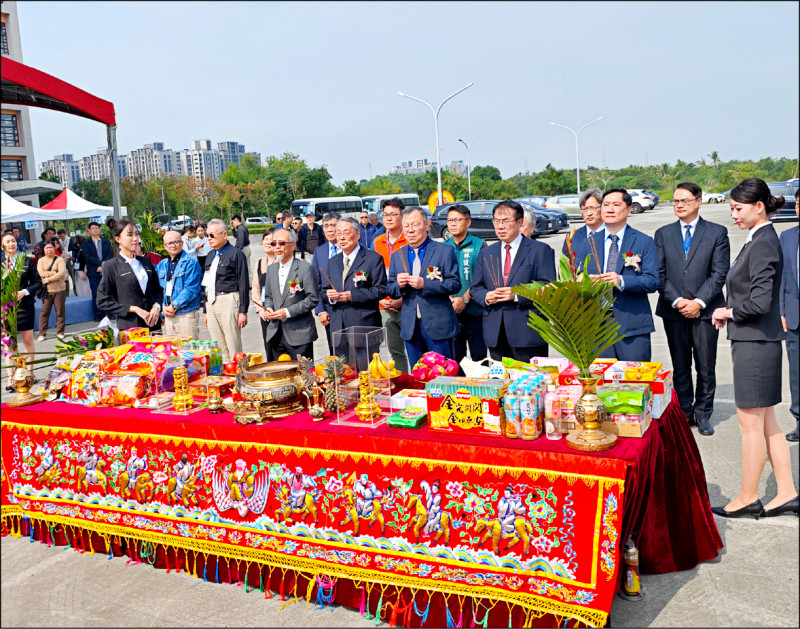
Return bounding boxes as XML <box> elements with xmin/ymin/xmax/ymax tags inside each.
<box><xmin>331</xmin><ymin>326</ymin><xmax>392</xmax><ymax>428</ymax></box>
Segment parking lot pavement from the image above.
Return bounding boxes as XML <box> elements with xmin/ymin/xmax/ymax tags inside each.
<box><xmin>3</xmin><ymin>203</ymin><xmax>798</xmax><ymax>627</ymax></box>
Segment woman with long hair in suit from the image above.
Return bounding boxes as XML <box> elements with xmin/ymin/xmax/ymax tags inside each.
<box><xmin>96</xmin><ymin>220</ymin><xmax>163</xmax><ymax>332</ymax></box>
<box><xmin>712</xmin><ymin>178</ymin><xmax>798</xmax><ymax>519</ymax></box>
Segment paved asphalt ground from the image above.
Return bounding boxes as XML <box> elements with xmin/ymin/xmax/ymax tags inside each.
<box><xmin>2</xmin><ymin>203</ymin><xmax>798</xmax><ymax>627</ymax></box>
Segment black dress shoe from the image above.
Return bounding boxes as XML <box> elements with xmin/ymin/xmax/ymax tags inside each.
<box><xmin>711</xmin><ymin>499</ymin><xmax>764</xmax><ymax>519</ymax></box>
<box><xmin>786</xmin><ymin>427</ymin><xmax>799</xmax><ymax>442</ymax></box>
<box><xmin>762</xmin><ymin>496</ymin><xmax>799</xmax><ymax>518</ymax></box>
<box><xmin>697</xmin><ymin>417</ymin><xmax>715</xmax><ymax>436</ymax></box>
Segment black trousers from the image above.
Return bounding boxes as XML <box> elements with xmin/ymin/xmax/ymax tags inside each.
<box><xmin>488</xmin><ymin>318</ymin><xmax>547</xmax><ymax>363</ymax></box>
<box><xmin>454</xmin><ymin>312</ymin><xmax>488</xmax><ymax>363</ymax></box>
<box><xmin>263</xmin><ymin>321</ymin><xmax>314</xmax><ymax>363</ymax></box>
<box><xmin>663</xmin><ymin>316</ymin><xmax>718</xmax><ymax>422</ymax></box>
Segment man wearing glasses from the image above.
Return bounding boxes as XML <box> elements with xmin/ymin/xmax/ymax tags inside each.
<box><xmin>577</xmin><ymin>189</ymin><xmax>659</xmax><ymax>361</ymax></box>
<box><xmin>471</xmin><ymin>200</ymin><xmax>556</xmax><ymax>361</ymax></box>
<box><xmin>255</xmin><ymin>228</ymin><xmax>319</xmax><ymax>362</ymax></box>
<box><xmin>201</xmin><ymin>219</ymin><xmax>249</xmax><ymax>363</ymax></box>
<box><xmin>358</xmin><ymin>210</ymin><xmax>378</xmax><ymax>249</ymax></box>
<box><xmin>388</xmin><ymin>207</ymin><xmax>461</xmax><ymax>368</ymax></box>
<box><xmin>156</xmin><ymin>231</ymin><xmax>204</xmax><ymax>339</ymax></box>
<box><xmin>444</xmin><ymin>205</ymin><xmax>487</xmax><ymax>364</ymax></box>
<box><xmin>562</xmin><ymin>188</ymin><xmax>604</xmax><ymax>256</ymax></box>
<box><xmin>373</xmin><ymin>198</ymin><xmax>410</xmax><ymax>373</ymax></box>
<box><xmin>654</xmin><ymin>182</ymin><xmax>730</xmax><ymax>435</ymax></box>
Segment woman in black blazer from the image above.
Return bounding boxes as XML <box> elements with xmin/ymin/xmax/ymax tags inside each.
<box><xmin>2</xmin><ymin>230</ymin><xmax>42</xmax><ymax>391</ymax></box>
<box><xmin>96</xmin><ymin>220</ymin><xmax>163</xmax><ymax>332</ymax></box>
<box><xmin>712</xmin><ymin>178</ymin><xmax>798</xmax><ymax>519</ymax></box>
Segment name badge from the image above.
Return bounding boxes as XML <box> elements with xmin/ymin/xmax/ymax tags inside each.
<box><xmin>165</xmin><ymin>279</ymin><xmax>174</xmax><ymax>298</ymax></box>
<box><xmin>261</xmin><ymin>286</ymin><xmax>266</xmax><ymax>303</ymax></box>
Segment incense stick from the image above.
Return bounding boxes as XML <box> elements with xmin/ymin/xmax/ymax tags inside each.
<box><xmin>588</xmin><ymin>237</ymin><xmax>602</xmax><ymax>273</ymax></box>
<box><xmin>398</xmin><ymin>245</ymin><xmax>410</xmax><ymax>275</ymax></box>
<box><xmin>319</xmin><ymin>266</ymin><xmax>340</xmax><ymax>293</ymax></box>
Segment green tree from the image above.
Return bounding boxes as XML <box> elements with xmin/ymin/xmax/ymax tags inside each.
<box><xmin>38</xmin><ymin>170</ymin><xmax>62</xmax><ymax>205</ymax></box>
<box><xmin>342</xmin><ymin>180</ymin><xmax>361</xmax><ymax>196</ymax></box>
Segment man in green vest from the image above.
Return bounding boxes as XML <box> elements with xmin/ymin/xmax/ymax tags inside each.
<box><xmin>444</xmin><ymin>205</ymin><xmax>487</xmax><ymax>364</ymax></box>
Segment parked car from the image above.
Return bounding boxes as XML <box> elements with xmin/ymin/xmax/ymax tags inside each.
<box><xmin>523</xmin><ymin>195</ymin><xmax>549</xmax><ymax>206</ymax></box>
<box><xmin>245</xmin><ymin>216</ymin><xmax>272</xmax><ymax>224</ymax></box>
<box><xmin>429</xmin><ymin>200</ymin><xmax>549</xmax><ymax>240</ymax></box>
<box><xmin>642</xmin><ymin>189</ymin><xmax>661</xmax><ymax>206</ymax></box>
<box><xmin>627</xmin><ymin>190</ymin><xmax>656</xmax><ymax>214</ymax></box>
<box><xmin>767</xmin><ymin>178</ymin><xmax>799</xmax><ymax>222</ymax></box>
<box><xmin>701</xmin><ymin>191</ymin><xmax>726</xmax><ymax>204</ymax></box>
<box><xmin>161</xmin><ymin>217</ymin><xmax>195</xmax><ymax>231</ymax></box>
<box><xmin>515</xmin><ymin>197</ymin><xmax>569</xmax><ymax>233</ymax></box>
<box><xmin>541</xmin><ymin>194</ymin><xmax>582</xmax><ymax>220</ymax></box>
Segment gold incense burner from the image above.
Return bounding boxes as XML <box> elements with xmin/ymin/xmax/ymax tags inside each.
<box><xmin>566</xmin><ymin>377</ymin><xmax>617</xmax><ymax>452</ymax></box>
<box><xmin>6</xmin><ymin>357</ymin><xmax>42</xmax><ymax>408</ymax></box>
<box><xmin>232</xmin><ymin>356</ymin><xmax>315</xmax><ymax>423</ymax></box>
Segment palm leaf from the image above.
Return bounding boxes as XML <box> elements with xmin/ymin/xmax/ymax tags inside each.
<box><xmin>513</xmin><ymin>255</ymin><xmax>625</xmax><ymax>377</ymax></box>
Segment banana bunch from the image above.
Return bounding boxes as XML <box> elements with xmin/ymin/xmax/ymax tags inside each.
<box><xmin>368</xmin><ymin>353</ymin><xmax>401</xmax><ymax>379</ymax></box>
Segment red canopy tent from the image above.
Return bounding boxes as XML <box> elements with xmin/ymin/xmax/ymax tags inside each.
<box><xmin>1</xmin><ymin>57</ymin><xmax>122</xmax><ymax>219</ymax></box>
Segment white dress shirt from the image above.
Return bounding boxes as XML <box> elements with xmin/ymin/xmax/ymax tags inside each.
<box><xmin>277</xmin><ymin>259</ymin><xmax>293</xmax><ymax>318</ymax></box>
<box><xmin>120</xmin><ymin>251</ymin><xmax>148</xmax><ymax>294</ymax></box>
<box><xmin>745</xmin><ymin>220</ymin><xmax>771</xmax><ymax>243</ymax></box>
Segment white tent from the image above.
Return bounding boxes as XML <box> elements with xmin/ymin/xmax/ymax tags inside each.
<box><xmin>40</xmin><ymin>188</ymin><xmax>123</xmax><ymax>220</ymax></box>
<box><xmin>0</xmin><ymin>191</ymin><xmax>59</xmax><ymax>222</ymax></box>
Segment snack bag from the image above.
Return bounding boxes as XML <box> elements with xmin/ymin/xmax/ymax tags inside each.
<box><xmin>98</xmin><ymin>374</ymin><xmax>150</xmax><ymax>407</ymax></box>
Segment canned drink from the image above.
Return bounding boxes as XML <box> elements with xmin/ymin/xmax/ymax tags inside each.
<box><xmin>623</xmin><ymin>541</ymin><xmax>642</xmax><ymax>597</ymax></box>
<box><xmin>627</xmin><ymin>414</ymin><xmax>642</xmax><ymax>424</ymax></box>
<box><xmin>611</xmin><ymin>413</ymin><xmax>627</xmax><ymax>423</ymax></box>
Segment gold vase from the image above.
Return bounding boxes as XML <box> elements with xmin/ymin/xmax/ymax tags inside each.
<box><xmin>566</xmin><ymin>376</ymin><xmax>617</xmax><ymax>452</ymax></box>
<box><xmin>6</xmin><ymin>356</ymin><xmax>42</xmax><ymax>408</ymax></box>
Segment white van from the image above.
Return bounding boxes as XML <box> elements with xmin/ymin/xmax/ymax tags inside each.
<box><xmin>361</xmin><ymin>193</ymin><xmax>421</xmax><ymax>215</ymax></box>
<box><xmin>289</xmin><ymin>196</ymin><xmax>363</xmax><ymax>221</ymax></box>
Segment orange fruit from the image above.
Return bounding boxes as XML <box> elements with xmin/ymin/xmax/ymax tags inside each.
<box><xmin>314</xmin><ymin>364</ymin><xmax>326</xmax><ymax>376</ymax></box>
<box><xmin>278</xmin><ymin>354</ymin><xmax>292</xmax><ymax>362</ymax></box>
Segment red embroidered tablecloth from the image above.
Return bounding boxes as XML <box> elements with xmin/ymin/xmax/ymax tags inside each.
<box><xmin>0</xmin><ymin>391</ymin><xmax>720</xmax><ymax>627</ymax></box>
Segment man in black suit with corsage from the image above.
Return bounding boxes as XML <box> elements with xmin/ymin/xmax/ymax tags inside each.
<box><xmin>655</xmin><ymin>182</ymin><xmax>730</xmax><ymax>436</ymax></box>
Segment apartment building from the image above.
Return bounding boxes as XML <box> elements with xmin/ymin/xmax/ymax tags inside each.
<box><xmin>39</xmin><ymin>153</ymin><xmax>81</xmax><ymax>187</ymax></box>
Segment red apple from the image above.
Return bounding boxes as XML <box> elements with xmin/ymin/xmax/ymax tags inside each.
<box><xmin>234</xmin><ymin>352</ymin><xmax>247</xmax><ymax>364</ymax></box>
<box><xmin>223</xmin><ymin>361</ymin><xmax>238</xmax><ymax>375</ymax></box>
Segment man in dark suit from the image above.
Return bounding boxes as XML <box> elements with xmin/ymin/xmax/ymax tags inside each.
<box><xmin>320</xmin><ymin>217</ymin><xmax>387</xmax><ymax>364</ymax></box>
<box><xmin>471</xmin><ymin>200</ymin><xmax>556</xmax><ymax>362</ymax></box>
<box><xmin>312</xmin><ymin>212</ymin><xmax>341</xmax><ymax>353</ymax></box>
<box><xmin>81</xmin><ymin>221</ymin><xmax>114</xmax><ymax>321</ymax></box>
<box><xmin>388</xmin><ymin>206</ymin><xmax>461</xmax><ymax>368</ymax></box>
<box><xmin>655</xmin><ymin>182</ymin><xmax>730</xmax><ymax>435</ymax></box>
<box><xmin>259</xmin><ymin>228</ymin><xmax>319</xmax><ymax>361</ymax></box>
<box><xmin>562</xmin><ymin>188</ymin><xmax>604</xmax><ymax>257</ymax></box>
<box><xmin>297</xmin><ymin>211</ymin><xmax>326</xmax><ymax>261</ymax></box>
<box><xmin>780</xmin><ymin>190</ymin><xmax>799</xmax><ymax>441</ymax></box>
<box><xmin>576</xmin><ymin>189</ymin><xmax>659</xmax><ymax>361</ymax></box>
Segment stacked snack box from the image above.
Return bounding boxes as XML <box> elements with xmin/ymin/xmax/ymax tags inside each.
<box><xmin>555</xmin><ymin>384</ymin><xmax>583</xmax><ymax>433</ymax></box>
<box><xmin>603</xmin><ymin>361</ymin><xmax>673</xmax><ymax>419</ymax></box>
<box><xmin>597</xmin><ymin>383</ymin><xmax>652</xmax><ymax>437</ymax></box>
<box><xmin>426</xmin><ymin>377</ymin><xmax>507</xmax><ymax>437</ymax></box>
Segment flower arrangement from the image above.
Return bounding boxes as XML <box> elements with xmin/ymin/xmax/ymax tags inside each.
<box><xmin>1</xmin><ymin>254</ymin><xmax>25</xmax><ymax>360</ymax></box>
<box><xmin>425</xmin><ymin>266</ymin><xmax>442</xmax><ymax>281</ymax></box>
<box><xmin>288</xmin><ymin>278</ymin><xmax>303</xmax><ymax>294</ymax></box>
<box><xmin>54</xmin><ymin>328</ymin><xmax>115</xmax><ymax>355</ymax></box>
<box><xmin>512</xmin><ymin>231</ymin><xmax>626</xmax><ymax>378</ymax></box>
<box><xmin>622</xmin><ymin>252</ymin><xmax>641</xmax><ymax>271</ymax></box>
<box><xmin>352</xmin><ymin>270</ymin><xmax>368</xmax><ymax>285</ymax></box>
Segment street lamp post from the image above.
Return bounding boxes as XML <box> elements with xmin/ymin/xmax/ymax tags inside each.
<box><xmin>549</xmin><ymin>116</ymin><xmax>603</xmax><ymax>193</ymax></box>
<box><xmin>398</xmin><ymin>83</ymin><xmax>474</xmax><ymax>207</ymax></box>
<box><xmin>458</xmin><ymin>138</ymin><xmax>471</xmax><ymax>200</ymax></box>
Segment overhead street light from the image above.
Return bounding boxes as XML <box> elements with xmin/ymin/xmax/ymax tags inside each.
<box><xmin>549</xmin><ymin>116</ymin><xmax>603</xmax><ymax>193</ymax></box>
<box><xmin>458</xmin><ymin>138</ymin><xmax>472</xmax><ymax>200</ymax></box>
<box><xmin>398</xmin><ymin>82</ymin><xmax>474</xmax><ymax>207</ymax></box>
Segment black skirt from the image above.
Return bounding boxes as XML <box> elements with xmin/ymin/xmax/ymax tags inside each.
<box><xmin>16</xmin><ymin>303</ymin><xmax>35</xmax><ymax>332</ymax></box>
<box><xmin>731</xmin><ymin>340</ymin><xmax>782</xmax><ymax>408</ymax></box>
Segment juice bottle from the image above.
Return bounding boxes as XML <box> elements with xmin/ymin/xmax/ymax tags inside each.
<box><xmin>504</xmin><ymin>384</ymin><xmax>521</xmax><ymax>438</ymax></box>
<box><xmin>520</xmin><ymin>385</ymin><xmax>539</xmax><ymax>440</ymax></box>
<box><xmin>545</xmin><ymin>385</ymin><xmax>562</xmax><ymax>440</ymax></box>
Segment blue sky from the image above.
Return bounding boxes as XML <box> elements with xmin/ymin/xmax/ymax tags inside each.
<box><xmin>18</xmin><ymin>1</ymin><xmax>800</xmax><ymax>185</ymax></box>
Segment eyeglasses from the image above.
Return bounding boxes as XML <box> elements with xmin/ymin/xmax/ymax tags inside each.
<box><xmin>164</xmin><ymin>240</ymin><xmax>182</xmax><ymax>246</ymax></box>
<box><xmin>269</xmin><ymin>240</ymin><xmax>290</xmax><ymax>247</ymax></box>
<box><xmin>582</xmin><ymin>206</ymin><xmax>601</xmax><ymax>213</ymax></box>
<box><xmin>492</xmin><ymin>218</ymin><xmax>518</xmax><ymax>226</ymax></box>
<box><xmin>206</xmin><ymin>232</ymin><xmax>222</xmax><ymax>238</ymax></box>
<box><xmin>383</xmin><ymin>212</ymin><xmax>401</xmax><ymax>218</ymax></box>
<box><xmin>673</xmin><ymin>197</ymin><xmax>700</xmax><ymax>206</ymax></box>
<box><xmin>447</xmin><ymin>218</ymin><xmax>468</xmax><ymax>224</ymax></box>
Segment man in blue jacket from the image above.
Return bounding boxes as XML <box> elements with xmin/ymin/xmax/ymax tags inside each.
<box><xmin>80</xmin><ymin>221</ymin><xmax>114</xmax><ymax>321</ymax></box>
<box><xmin>156</xmin><ymin>230</ymin><xmax>203</xmax><ymax>338</ymax></box>
<box><xmin>780</xmin><ymin>190</ymin><xmax>799</xmax><ymax>441</ymax></box>
<box><xmin>358</xmin><ymin>210</ymin><xmax>377</xmax><ymax>249</ymax></box>
<box><xmin>576</xmin><ymin>189</ymin><xmax>659</xmax><ymax>361</ymax></box>
<box><xmin>388</xmin><ymin>207</ymin><xmax>461</xmax><ymax>368</ymax></box>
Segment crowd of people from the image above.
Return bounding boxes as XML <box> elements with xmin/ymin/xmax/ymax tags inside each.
<box><xmin>2</xmin><ymin>177</ymin><xmax>798</xmax><ymax>519</ymax></box>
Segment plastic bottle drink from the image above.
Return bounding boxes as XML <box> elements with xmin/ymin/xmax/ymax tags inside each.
<box><xmin>504</xmin><ymin>384</ymin><xmax>521</xmax><ymax>438</ymax></box>
<box><xmin>204</xmin><ymin>342</ymin><xmax>214</xmax><ymax>375</ymax></box>
<box><xmin>545</xmin><ymin>385</ymin><xmax>562</xmax><ymax>440</ymax></box>
<box><xmin>520</xmin><ymin>385</ymin><xmax>539</xmax><ymax>440</ymax></box>
<box><xmin>212</xmin><ymin>341</ymin><xmax>222</xmax><ymax>374</ymax></box>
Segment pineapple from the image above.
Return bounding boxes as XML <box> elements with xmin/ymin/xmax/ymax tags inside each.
<box><xmin>322</xmin><ymin>356</ymin><xmax>348</xmax><ymax>412</ymax></box>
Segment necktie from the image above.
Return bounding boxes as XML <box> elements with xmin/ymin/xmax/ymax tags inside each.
<box><xmin>412</xmin><ymin>248</ymin><xmax>421</xmax><ymax>317</ymax></box>
<box><xmin>95</xmin><ymin>239</ymin><xmax>102</xmax><ymax>261</ymax></box>
<box><xmin>503</xmin><ymin>244</ymin><xmax>512</xmax><ymax>286</ymax></box>
<box><xmin>342</xmin><ymin>255</ymin><xmax>351</xmax><ymax>285</ymax></box>
<box><xmin>328</xmin><ymin>244</ymin><xmax>339</xmax><ymax>259</ymax></box>
<box><xmin>683</xmin><ymin>225</ymin><xmax>693</xmax><ymax>256</ymax></box>
<box><xmin>605</xmin><ymin>234</ymin><xmax>619</xmax><ymax>273</ymax></box>
<box><xmin>207</xmin><ymin>252</ymin><xmax>220</xmax><ymax>304</ymax></box>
